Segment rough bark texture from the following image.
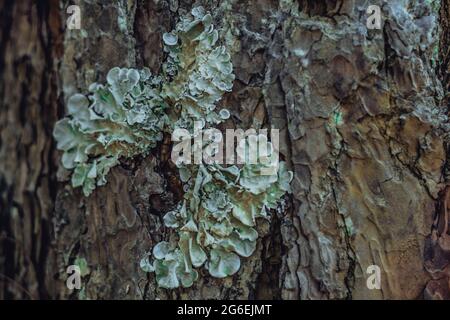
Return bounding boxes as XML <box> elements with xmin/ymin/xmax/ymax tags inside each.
<box><xmin>0</xmin><ymin>0</ymin><xmax>62</xmax><ymax>299</ymax></box>
<box><xmin>1</xmin><ymin>0</ymin><xmax>450</xmax><ymax>300</ymax></box>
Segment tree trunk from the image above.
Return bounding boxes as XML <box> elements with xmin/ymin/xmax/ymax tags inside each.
<box><xmin>1</xmin><ymin>0</ymin><xmax>449</xmax><ymax>300</ymax></box>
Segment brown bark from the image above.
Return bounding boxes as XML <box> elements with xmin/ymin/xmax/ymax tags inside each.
<box><xmin>0</xmin><ymin>0</ymin><xmax>62</xmax><ymax>299</ymax></box>
<box><xmin>423</xmin><ymin>0</ymin><xmax>450</xmax><ymax>300</ymax></box>
<box><xmin>1</xmin><ymin>0</ymin><xmax>449</xmax><ymax>300</ymax></box>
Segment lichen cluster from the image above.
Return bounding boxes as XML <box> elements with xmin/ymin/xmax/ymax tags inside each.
<box><xmin>53</xmin><ymin>67</ymin><xmax>168</xmax><ymax>196</ymax></box>
<box><xmin>54</xmin><ymin>6</ymin><xmax>293</xmax><ymax>289</ymax></box>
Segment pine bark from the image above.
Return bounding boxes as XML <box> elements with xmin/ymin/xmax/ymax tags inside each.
<box><xmin>1</xmin><ymin>0</ymin><xmax>449</xmax><ymax>300</ymax></box>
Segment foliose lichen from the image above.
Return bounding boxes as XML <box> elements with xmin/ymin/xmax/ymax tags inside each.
<box><xmin>54</xmin><ymin>6</ymin><xmax>293</xmax><ymax>289</ymax></box>
<box><xmin>53</xmin><ymin>67</ymin><xmax>168</xmax><ymax>196</ymax></box>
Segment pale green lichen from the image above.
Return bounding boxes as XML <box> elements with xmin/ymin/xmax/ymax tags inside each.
<box><xmin>54</xmin><ymin>6</ymin><xmax>293</xmax><ymax>289</ymax></box>
<box><xmin>74</xmin><ymin>257</ymin><xmax>90</xmax><ymax>277</ymax></box>
<box><xmin>53</xmin><ymin>67</ymin><xmax>167</xmax><ymax>196</ymax></box>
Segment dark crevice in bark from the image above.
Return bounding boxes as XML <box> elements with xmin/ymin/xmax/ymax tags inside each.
<box><xmin>0</xmin><ymin>0</ymin><xmax>14</xmax><ymax>77</ymax></box>
<box><xmin>0</xmin><ymin>177</ymin><xmax>16</xmax><ymax>299</ymax></box>
<box><xmin>0</xmin><ymin>0</ymin><xmax>20</xmax><ymax>300</ymax></box>
<box><xmin>440</xmin><ymin>0</ymin><xmax>450</xmax><ymax>105</ymax></box>
<box><xmin>38</xmin><ymin>0</ymin><xmax>62</xmax><ymax>300</ymax></box>
<box><xmin>255</xmin><ymin>210</ymin><xmax>284</xmax><ymax>299</ymax></box>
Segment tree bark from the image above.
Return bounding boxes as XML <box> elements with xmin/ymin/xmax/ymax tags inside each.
<box><xmin>1</xmin><ymin>0</ymin><xmax>449</xmax><ymax>300</ymax></box>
